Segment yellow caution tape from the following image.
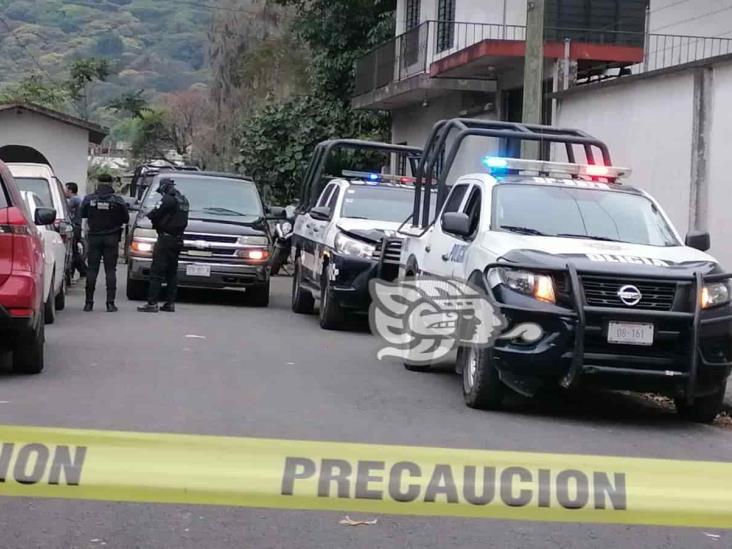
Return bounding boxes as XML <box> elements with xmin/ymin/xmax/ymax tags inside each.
<box><xmin>0</xmin><ymin>424</ymin><xmax>731</xmax><ymax>529</ymax></box>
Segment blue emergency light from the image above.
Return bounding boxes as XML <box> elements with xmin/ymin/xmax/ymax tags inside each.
<box><xmin>481</xmin><ymin>156</ymin><xmax>509</xmax><ymax>171</ymax></box>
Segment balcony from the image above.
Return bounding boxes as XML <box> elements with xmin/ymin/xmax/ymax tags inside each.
<box><xmin>353</xmin><ymin>20</ymin><xmax>732</xmax><ymax>110</ymax></box>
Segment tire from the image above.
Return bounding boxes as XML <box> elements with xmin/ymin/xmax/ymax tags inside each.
<box><xmin>245</xmin><ymin>281</ymin><xmax>270</xmax><ymax>307</ymax></box>
<box><xmin>459</xmin><ymin>345</ymin><xmax>505</xmax><ymax>410</ymax></box>
<box><xmin>291</xmin><ymin>255</ymin><xmax>314</xmax><ymax>314</ymax></box>
<box><xmin>404</xmin><ymin>362</ymin><xmax>432</xmax><ymax>372</ymax></box>
<box><xmin>13</xmin><ymin>312</ymin><xmax>45</xmax><ymax>375</ymax></box>
<box><xmin>675</xmin><ymin>382</ymin><xmax>726</xmax><ymax>423</ymax></box>
<box><xmin>319</xmin><ymin>270</ymin><xmax>345</xmax><ymax>330</ymax></box>
<box><xmin>44</xmin><ymin>273</ymin><xmax>56</xmax><ymax>325</ymax></box>
<box><xmin>55</xmin><ymin>278</ymin><xmax>66</xmax><ymax>311</ymax></box>
<box><xmin>126</xmin><ymin>276</ymin><xmax>148</xmax><ymax>301</ymax></box>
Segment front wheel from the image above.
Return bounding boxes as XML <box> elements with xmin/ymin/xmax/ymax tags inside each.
<box><xmin>44</xmin><ymin>273</ymin><xmax>56</xmax><ymax>325</ymax></box>
<box><xmin>126</xmin><ymin>276</ymin><xmax>148</xmax><ymax>301</ymax></box>
<box><xmin>459</xmin><ymin>346</ymin><xmax>505</xmax><ymax>410</ymax></box>
<box><xmin>675</xmin><ymin>382</ymin><xmax>726</xmax><ymax>423</ymax></box>
<box><xmin>319</xmin><ymin>271</ymin><xmax>345</xmax><ymax>330</ymax></box>
<box><xmin>55</xmin><ymin>278</ymin><xmax>66</xmax><ymax>311</ymax></box>
<box><xmin>245</xmin><ymin>281</ymin><xmax>270</xmax><ymax>307</ymax></box>
<box><xmin>291</xmin><ymin>255</ymin><xmax>314</xmax><ymax>314</ymax></box>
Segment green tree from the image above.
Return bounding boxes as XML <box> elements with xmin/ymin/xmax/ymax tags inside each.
<box><xmin>67</xmin><ymin>57</ymin><xmax>110</xmax><ymax>118</ymax></box>
<box><xmin>0</xmin><ymin>73</ymin><xmax>69</xmax><ymax>109</ymax></box>
<box><xmin>107</xmin><ymin>90</ymin><xmax>150</xmax><ymax>119</ymax></box>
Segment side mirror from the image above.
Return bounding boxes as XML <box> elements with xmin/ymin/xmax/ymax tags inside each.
<box><xmin>310</xmin><ymin>206</ymin><xmax>332</xmax><ymax>221</ymax></box>
<box><xmin>441</xmin><ymin>212</ymin><xmax>471</xmax><ymax>237</ymax></box>
<box><xmin>34</xmin><ymin>208</ymin><xmax>56</xmax><ymax>226</ymax></box>
<box><xmin>686</xmin><ymin>230</ymin><xmax>710</xmax><ymax>251</ymax></box>
<box><xmin>267</xmin><ymin>206</ymin><xmax>287</xmax><ymax>219</ymax></box>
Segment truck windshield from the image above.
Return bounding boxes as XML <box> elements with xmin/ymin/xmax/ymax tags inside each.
<box><xmin>143</xmin><ymin>177</ymin><xmax>263</xmax><ymax>217</ymax></box>
<box><xmin>493</xmin><ymin>184</ymin><xmax>680</xmax><ymax>247</ymax></box>
<box><xmin>14</xmin><ymin>178</ymin><xmax>53</xmax><ymax>209</ymax></box>
<box><xmin>341</xmin><ymin>186</ymin><xmax>418</xmax><ymax>223</ymax></box>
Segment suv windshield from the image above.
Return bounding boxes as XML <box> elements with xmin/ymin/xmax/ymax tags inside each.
<box><xmin>342</xmin><ymin>186</ymin><xmax>424</xmax><ymax>223</ymax></box>
<box><xmin>143</xmin><ymin>176</ymin><xmax>263</xmax><ymax>217</ymax></box>
<box><xmin>493</xmin><ymin>184</ymin><xmax>680</xmax><ymax>247</ymax></box>
<box><xmin>15</xmin><ymin>178</ymin><xmax>52</xmax><ymax>208</ymax></box>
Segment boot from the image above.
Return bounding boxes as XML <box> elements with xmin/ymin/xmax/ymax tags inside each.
<box><xmin>160</xmin><ymin>303</ymin><xmax>175</xmax><ymax>313</ymax></box>
<box><xmin>83</xmin><ymin>302</ymin><xmax>93</xmax><ymax>312</ymax></box>
<box><xmin>106</xmin><ymin>302</ymin><xmax>118</xmax><ymax>313</ymax></box>
<box><xmin>137</xmin><ymin>303</ymin><xmax>159</xmax><ymax>313</ymax></box>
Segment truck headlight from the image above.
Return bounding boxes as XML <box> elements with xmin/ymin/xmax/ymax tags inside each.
<box><xmin>238</xmin><ymin>235</ymin><xmax>269</xmax><ymax>246</ymax></box>
<box><xmin>335</xmin><ymin>232</ymin><xmax>375</xmax><ymax>259</ymax></box>
<box><xmin>131</xmin><ymin>228</ymin><xmax>157</xmax><ymax>255</ymax></box>
<box><xmin>702</xmin><ymin>282</ymin><xmax>731</xmax><ymax>309</ymax></box>
<box><xmin>490</xmin><ymin>267</ymin><xmax>556</xmax><ymax>304</ymax></box>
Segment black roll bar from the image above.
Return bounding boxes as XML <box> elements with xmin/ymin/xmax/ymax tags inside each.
<box><xmin>413</xmin><ymin>119</ymin><xmax>614</xmax><ymax>228</ymax></box>
<box><xmin>299</xmin><ymin>139</ymin><xmax>422</xmax><ymax>212</ymax></box>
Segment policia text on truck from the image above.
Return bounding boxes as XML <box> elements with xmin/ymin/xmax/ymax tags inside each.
<box><xmin>397</xmin><ymin>119</ymin><xmax>732</xmax><ymax>422</ymax></box>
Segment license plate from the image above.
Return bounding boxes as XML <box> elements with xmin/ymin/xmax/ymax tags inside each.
<box><xmin>607</xmin><ymin>322</ymin><xmax>654</xmax><ymax>346</ymax></box>
<box><xmin>186</xmin><ymin>264</ymin><xmax>211</xmax><ymax>277</ymax></box>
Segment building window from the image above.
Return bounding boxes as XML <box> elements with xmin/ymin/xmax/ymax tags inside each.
<box><xmin>405</xmin><ymin>0</ymin><xmax>420</xmax><ymax>31</ymax></box>
<box><xmin>403</xmin><ymin>0</ymin><xmax>422</xmax><ymax>67</ymax></box>
<box><xmin>436</xmin><ymin>0</ymin><xmax>456</xmax><ymax>53</ymax></box>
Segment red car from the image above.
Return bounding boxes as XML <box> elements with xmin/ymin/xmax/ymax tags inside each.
<box><xmin>0</xmin><ymin>160</ymin><xmax>56</xmax><ymax>374</ymax></box>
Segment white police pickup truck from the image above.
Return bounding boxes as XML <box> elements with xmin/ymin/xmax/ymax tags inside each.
<box><xmin>398</xmin><ymin>119</ymin><xmax>732</xmax><ymax>422</ymax></box>
<box><xmin>291</xmin><ymin>140</ymin><xmax>423</xmax><ymax>329</ymax></box>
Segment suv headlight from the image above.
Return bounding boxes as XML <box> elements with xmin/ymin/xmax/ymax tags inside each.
<box><xmin>702</xmin><ymin>282</ymin><xmax>731</xmax><ymax>309</ymax></box>
<box><xmin>489</xmin><ymin>267</ymin><xmax>556</xmax><ymax>303</ymax></box>
<box><xmin>335</xmin><ymin>232</ymin><xmax>376</xmax><ymax>259</ymax></box>
<box><xmin>238</xmin><ymin>235</ymin><xmax>269</xmax><ymax>246</ymax></box>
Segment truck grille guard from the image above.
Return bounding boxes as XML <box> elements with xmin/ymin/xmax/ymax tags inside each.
<box><xmin>482</xmin><ymin>262</ymin><xmax>732</xmax><ymax>404</ymax></box>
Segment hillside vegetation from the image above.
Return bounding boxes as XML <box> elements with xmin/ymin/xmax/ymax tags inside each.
<box><xmin>0</xmin><ymin>0</ymin><xmax>212</xmax><ymax>125</ymax></box>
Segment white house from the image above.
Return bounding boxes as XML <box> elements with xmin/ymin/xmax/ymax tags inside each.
<box><xmin>0</xmin><ymin>103</ymin><xmax>107</xmax><ymax>194</ymax></box>
<box><xmin>353</xmin><ymin>0</ymin><xmax>732</xmax><ymax>264</ymax></box>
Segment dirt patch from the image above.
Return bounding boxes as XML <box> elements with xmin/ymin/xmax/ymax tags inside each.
<box><xmin>638</xmin><ymin>393</ymin><xmax>732</xmax><ymax>431</ymax></box>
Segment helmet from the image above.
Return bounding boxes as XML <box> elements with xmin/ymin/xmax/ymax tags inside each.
<box><xmin>157</xmin><ymin>178</ymin><xmax>175</xmax><ymax>195</ymax></box>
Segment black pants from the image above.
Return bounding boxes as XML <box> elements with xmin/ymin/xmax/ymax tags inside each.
<box><xmin>147</xmin><ymin>234</ymin><xmax>183</xmax><ymax>305</ymax></box>
<box><xmin>71</xmin><ymin>226</ymin><xmax>87</xmax><ymax>277</ymax></box>
<box><xmin>86</xmin><ymin>232</ymin><xmax>120</xmax><ymax>303</ymax></box>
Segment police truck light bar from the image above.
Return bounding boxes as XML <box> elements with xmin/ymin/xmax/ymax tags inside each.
<box><xmin>481</xmin><ymin>157</ymin><xmax>631</xmax><ymax>182</ymax></box>
<box><xmin>341</xmin><ymin>170</ymin><xmax>416</xmax><ymax>184</ymax></box>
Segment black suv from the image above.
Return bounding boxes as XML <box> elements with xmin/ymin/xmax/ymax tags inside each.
<box><xmin>126</xmin><ymin>171</ymin><xmax>282</xmax><ymax>307</ymax></box>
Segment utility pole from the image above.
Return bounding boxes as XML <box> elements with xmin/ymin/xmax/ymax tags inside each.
<box><xmin>522</xmin><ymin>0</ymin><xmax>545</xmax><ymax>159</ymax></box>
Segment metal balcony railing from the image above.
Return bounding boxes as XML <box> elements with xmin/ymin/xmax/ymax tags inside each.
<box><xmin>354</xmin><ymin>20</ymin><xmax>732</xmax><ymax>97</ymax></box>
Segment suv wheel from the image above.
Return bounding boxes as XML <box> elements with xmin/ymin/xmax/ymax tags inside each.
<box><xmin>291</xmin><ymin>256</ymin><xmax>314</xmax><ymax>314</ymax></box>
<box><xmin>245</xmin><ymin>281</ymin><xmax>270</xmax><ymax>307</ymax></box>
<box><xmin>319</xmin><ymin>270</ymin><xmax>345</xmax><ymax>330</ymax></box>
<box><xmin>13</xmin><ymin>312</ymin><xmax>45</xmax><ymax>375</ymax></box>
<box><xmin>44</xmin><ymin>273</ymin><xmax>56</xmax><ymax>325</ymax></box>
<box><xmin>126</xmin><ymin>276</ymin><xmax>148</xmax><ymax>301</ymax></box>
<box><xmin>675</xmin><ymin>382</ymin><xmax>727</xmax><ymax>423</ymax></box>
<box><xmin>459</xmin><ymin>346</ymin><xmax>505</xmax><ymax>410</ymax></box>
<box><xmin>55</xmin><ymin>277</ymin><xmax>66</xmax><ymax>311</ymax></box>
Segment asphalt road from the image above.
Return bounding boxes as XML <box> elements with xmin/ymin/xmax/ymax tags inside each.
<box><xmin>0</xmin><ymin>269</ymin><xmax>730</xmax><ymax>548</ymax></box>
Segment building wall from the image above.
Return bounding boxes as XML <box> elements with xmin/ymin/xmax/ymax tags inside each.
<box><xmin>0</xmin><ymin>110</ymin><xmax>91</xmax><ymax>194</ymax></box>
<box><xmin>649</xmin><ymin>0</ymin><xmax>730</xmax><ymax>36</ymax></box>
<box><xmin>396</xmin><ymin>0</ymin><xmax>525</xmax><ymax>34</ymax></box>
<box><xmin>557</xmin><ymin>59</ymin><xmax>732</xmax><ymax>267</ymax></box>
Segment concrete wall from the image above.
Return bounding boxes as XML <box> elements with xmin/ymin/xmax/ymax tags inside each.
<box><xmin>557</xmin><ymin>58</ymin><xmax>732</xmax><ymax>267</ymax></box>
<box><xmin>649</xmin><ymin>0</ymin><xmax>730</xmax><ymax>36</ymax></box>
<box><xmin>0</xmin><ymin>109</ymin><xmax>91</xmax><ymax>194</ymax></box>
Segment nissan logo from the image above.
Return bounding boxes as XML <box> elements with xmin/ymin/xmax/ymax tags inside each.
<box><xmin>617</xmin><ymin>285</ymin><xmax>642</xmax><ymax>306</ymax></box>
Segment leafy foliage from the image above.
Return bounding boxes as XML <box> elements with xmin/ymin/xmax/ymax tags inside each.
<box><xmin>0</xmin><ymin>0</ymin><xmax>212</xmax><ymax>122</ymax></box>
<box><xmin>235</xmin><ymin>0</ymin><xmax>396</xmax><ymax>204</ymax></box>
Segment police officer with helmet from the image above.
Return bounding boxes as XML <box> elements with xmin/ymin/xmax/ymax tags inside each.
<box><xmin>81</xmin><ymin>175</ymin><xmax>130</xmax><ymax>312</ymax></box>
<box><xmin>138</xmin><ymin>178</ymin><xmax>189</xmax><ymax>313</ymax></box>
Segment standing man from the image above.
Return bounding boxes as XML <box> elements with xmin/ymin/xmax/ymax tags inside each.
<box><xmin>64</xmin><ymin>182</ymin><xmax>88</xmax><ymax>280</ymax></box>
<box><xmin>138</xmin><ymin>178</ymin><xmax>189</xmax><ymax>313</ymax></box>
<box><xmin>81</xmin><ymin>175</ymin><xmax>129</xmax><ymax>312</ymax></box>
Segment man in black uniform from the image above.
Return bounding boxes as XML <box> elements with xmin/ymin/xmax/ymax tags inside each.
<box><xmin>138</xmin><ymin>178</ymin><xmax>189</xmax><ymax>313</ymax></box>
<box><xmin>81</xmin><ymin>175</ymin><xmax>129</xmax><ymax>312</ymax></box>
